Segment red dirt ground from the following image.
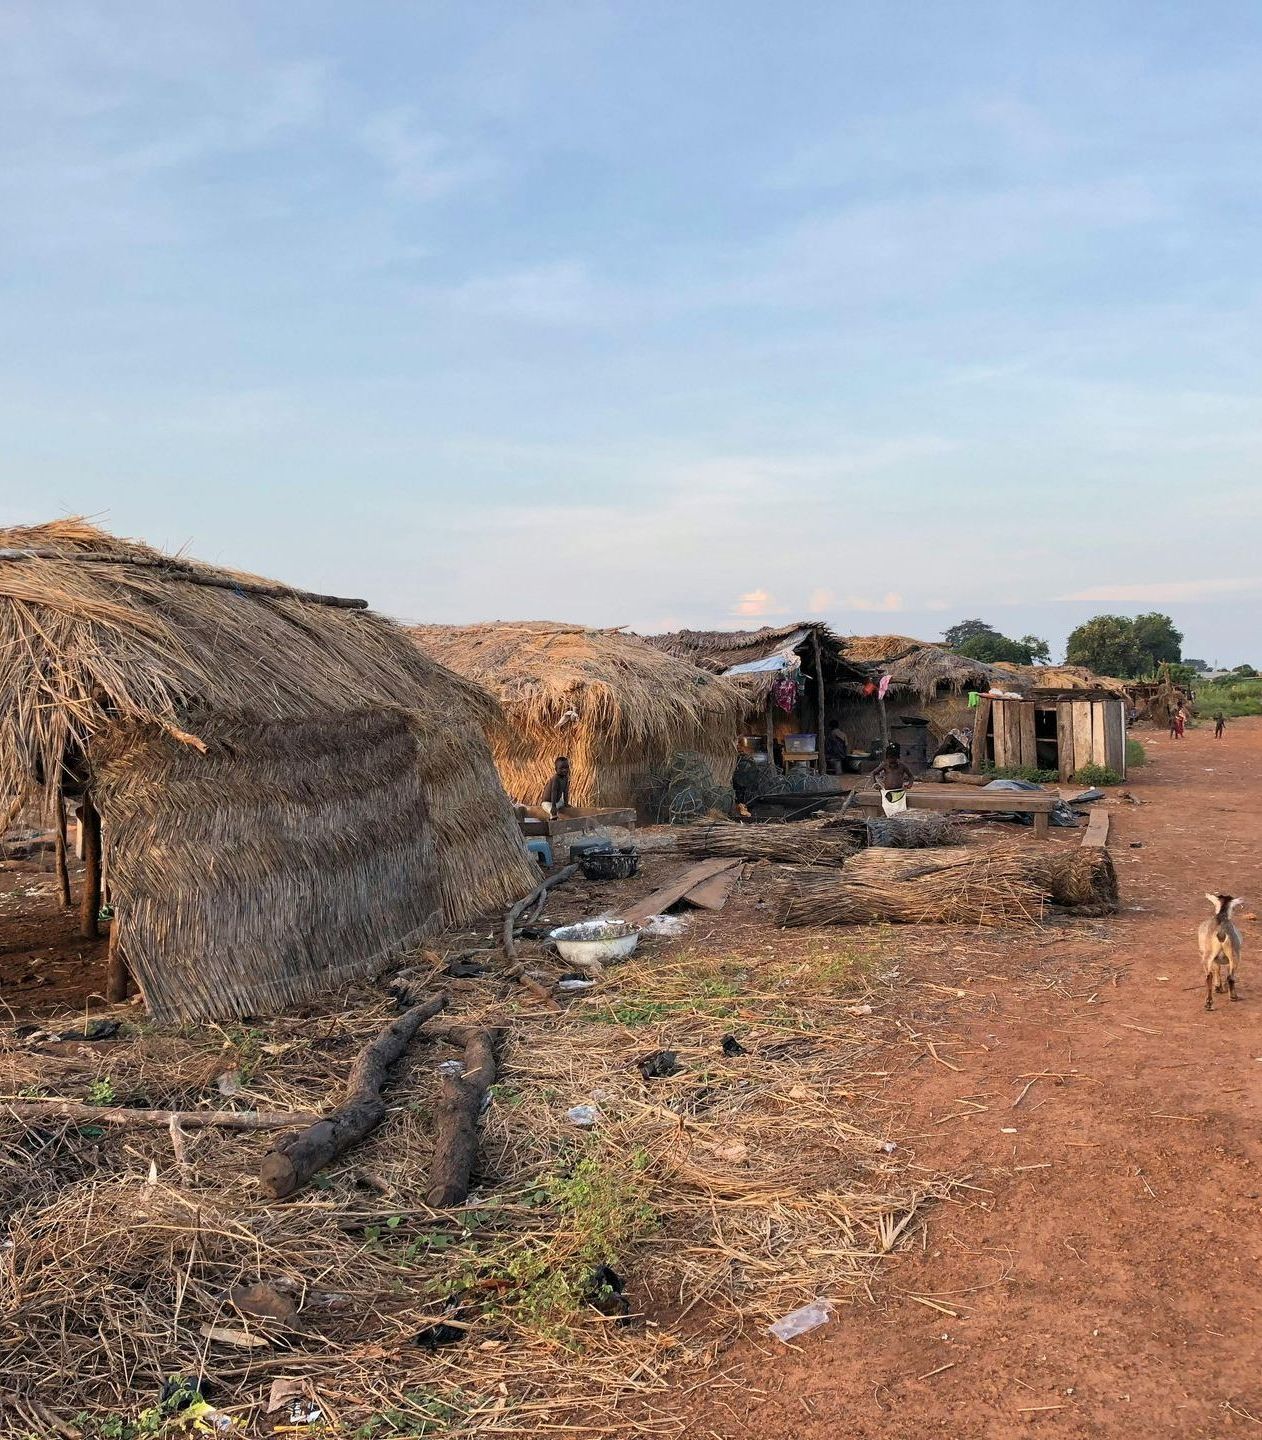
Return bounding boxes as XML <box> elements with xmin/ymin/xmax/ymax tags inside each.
<box><xmin>672</xmin><ymin>718</ymin><xmax>1262</xmax><ymax>1440</ymax></box>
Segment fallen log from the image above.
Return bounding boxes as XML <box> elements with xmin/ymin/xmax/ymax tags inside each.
<box><xmin>503</xmin><ymin>864</ymin><xmax>578</xmax><ymax>961</ymax></box>
<box><xmin>427</xmin><ymin>1025</ymin><xmax>499</xmax><ymax>1208</ymax></box>
<box><xmin>2</xmin><ymin>1100</ymin><xmax>317</xmax><ymax>1129</ymax></box>
<box><xmin>260</xmin><ymin>992</ymin><xmax>449</xmax><ymax>1199</ymax></box>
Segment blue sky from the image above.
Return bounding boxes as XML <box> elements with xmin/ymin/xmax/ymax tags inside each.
<box><xmin>2</xmin><ymin>2</ymin><xmax>1260</xmax><ymax>663</ymax></box>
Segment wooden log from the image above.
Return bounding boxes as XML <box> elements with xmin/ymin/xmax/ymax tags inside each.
<box><xmin>54</xmin><ymin>792</ymin><xmax>71</xmax><ymax>911</ymax></box>
<box><xmin>260</xmin><ymin>992</ymin><xmax>449</xmax><ymax>1199</ymax></box>
<box><xmin>502</xmin><ymin>864</ymin><xmax>578</xmax><ymax>961</ymax></box>
<box><xmin>427</xmin><ymin>1025</ymin><xmax>499</xmax><ymax>1208</ymax></box>
<box><xmin>812</xmin><ymin>628</ymin><xmax>827</xmax><ymax>775</ymax></box>
<box><xmin>4</xmin><ymin>1100</ymin><xmax>316</xmax><ymax>1129</ymax></box>
<box><xmin>79</xmin><ymin>795</ymin><xmax>101</xmax><ymax>940</ymax></box>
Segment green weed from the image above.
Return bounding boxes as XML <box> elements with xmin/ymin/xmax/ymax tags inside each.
<box><xmin>86</xmin><ymin>1077</ymin><xmax>116</xmax><ymax>1106</ymax></box>
<box><xmin>1074</xmin><ymin>763</ymin><xmax>1122</xmax><ymax>787</ymax></box>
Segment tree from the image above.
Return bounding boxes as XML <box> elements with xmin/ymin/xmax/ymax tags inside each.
<box><xmin>942</xmin><ymin>619</ymin><xmax>998</xmax><ymax>650</ymax></box>
<box><xmin>1065</xmin><ymin>615</ymin><xmax>1145</xmax><ymax>678</ymax></box>
<box><xmin>1184</xmin><ymin>658</ymin><xmax>1210</xmax><ymax>673</ymax></box>
<box><xmin>1130</xmin><ymin>613</ymin><xmax>1183</xmax><ymax>673</ymax></box>
<box><xmin>1231</xmin><ymin>663</ymin><xmax>1258</xmax><ymax>678</ymax></box>
<box><xmin>945</xmin><ymin>620</ymin><xmax>1051</xmax><ymax>666</ymax></box>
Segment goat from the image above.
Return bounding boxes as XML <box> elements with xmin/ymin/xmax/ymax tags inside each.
<box><xmin>1199</xmin><ymin>893</ymin><xmax>1243</xmax><ymax>1011</ymax></box>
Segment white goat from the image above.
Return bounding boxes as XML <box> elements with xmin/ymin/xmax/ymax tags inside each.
<box><xmin>1199</xmin><ymin>893</ymin><xmax>1243</xmax><ymax>1011</ymax></box>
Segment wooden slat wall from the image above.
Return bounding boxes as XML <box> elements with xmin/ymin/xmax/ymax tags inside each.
<box><xmin>993</xmin><ymin>702</ymin><xmax>1014</xmax><ymax>768</ymax></box>
<box><xmin>1057</xmin><ymin>702</ymin><xmax>1076</xmax><ymax>781</ymax></box>
<box><xmin>1103</xmin><ymin>700</ymin><xmax>1126</xmax><ymax>775</ymax></box>
<box><xmin>1018</xmin><ymin>704</ymin><xmax>1037</xmax><ymax>769</ymax></box>
<box><xmin>1073</xmin><ymin>702</ymin><xmax>1094</xmax><ymax>774</ymax></box>
<box><xmin>972</xmin><ymin>694</ymin><xmax>993</xmax><ymax>772</ymax></box>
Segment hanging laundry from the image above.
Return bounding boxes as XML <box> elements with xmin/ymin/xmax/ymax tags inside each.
<box><xmin>878</xmin><ymin>674</ymin><xmax>891</xmax><ymax>700</ymax></box>
<box><xmin>772</xmin><ymin>676</ymin><xmax>799</xmax><ymax>714</ymax></box>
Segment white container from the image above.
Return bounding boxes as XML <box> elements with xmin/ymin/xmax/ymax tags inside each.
<box><xmin>549</xmin><ymin>919</ymin><xmax>640</xmax><ymax>967</ymax></box>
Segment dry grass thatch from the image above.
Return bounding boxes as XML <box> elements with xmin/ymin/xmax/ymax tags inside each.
<box><xmin>778</xmin><ymin>842</ymin><xmax>1119</xmax><ymax>927</ymax></box>
<box><xmin>408</xmin><ymin>622</ymin><xmax>747</xmax><ymax>809</ymax></box>
<box><xmin>0</xmin><ymin>520</ymin><xmax>536</xmax><ymax>1019</ymax></box>
<box><xmin>677</xmin><ymin>820</ymin><xmax>860</xmax><ymax>867</ymax></box>
<box><xmin>842</xmin><ymin>635</ymin><xmax>1006</xmax><ymax>699</ymax></box>
<box><xmin>643</xmin><ymin>623</ymin><xmax>864</xmax><ymax>706</ymax></box>
<box><xmin>992</xmin><ymin>663</ymin><xmax>1131</xmax><ymax>696</ymax></box>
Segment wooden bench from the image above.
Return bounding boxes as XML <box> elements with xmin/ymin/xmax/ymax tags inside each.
<box><xmin>519</xmin><ymin>806</ymin><xmax>637</xmax><ymax>838</ymax></box>
<box><xmin>840</xmin><ymin>786</ymin><xmax>1058</xmax><ymax>838</ymax></box>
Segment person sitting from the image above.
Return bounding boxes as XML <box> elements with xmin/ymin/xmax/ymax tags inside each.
<box><xmin>540</xmin><ymin>756</ymin><xmax>572</xmax><ymax>816</ymax></box>
<box><xmin>824</xmin><ymin>724</ymin><xmax>850</xmax><ymax>774</ymax></box>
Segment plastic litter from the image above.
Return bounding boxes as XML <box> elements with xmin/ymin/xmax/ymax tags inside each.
<box><xmin>637</xmin><ymin>1049</ymin><xmax>680</xmax><ymax>1080</ymax></box>
<box><xmin>567</xmin><ymin>1104</ymin><xmax>599</xmax><ymax>1128</ymax></box>
<box><xmin>721</xmin><ymin>1034</ymin><xmax>748</xmax><ymax>1056</ymax></box>
<box><xmin>769</xmin><ymin>1297</ymin><xmax>833</xmax><ymax>1342</ymax></box>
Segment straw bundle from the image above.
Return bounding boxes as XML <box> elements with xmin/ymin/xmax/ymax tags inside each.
<box><xmin>678</xmin><ymin>821</ymin><xmax>859</xmax><ymax>867</ymax></box>
<box><xmin>409</xmin><ymin>621</ymin><xmax>746</xmax><ymax>809</ymax></box>
<box><xmin>0</xmin><ymin>520</ymin><xmax>537</xmax><ymax>1020</ymax></box>
<box><xmin>777</xmin><ymin>842</ymin><xmax>1119</xmax><ymax>927</ymax></box>
<box><xmin>841</xmin><ymin>634</ymin><xmax>1005</xmax><ymax>699</ymax></box>
<box><xmin>864</xmin><ymin>812</ymin><xmax>963</xmax><ymax>848</ymax></box>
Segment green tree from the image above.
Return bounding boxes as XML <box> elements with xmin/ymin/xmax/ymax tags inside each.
<box><xmin>1231</xmin><ymin>663</ymin><xmax>1258</xmax><ymax>677</ymax></box>
<box><xmin>1065</xmin><ymin>615</ymin><xmax>1145</xmax><ymax>677</ymax></box>
<box><xmin>1019</xmin><ymin>634</ymin><xmax>1052</xmax><ymax>665</ymax></box>
<box><xmin>942</xmin><ymin>619</ymin><xmax>998</xmax><ymax>649</ymax></box>
<box><xmin>1130</xmin><ymin>612</ymin><xmax>1182</xmax><ymax>673</ymax></box>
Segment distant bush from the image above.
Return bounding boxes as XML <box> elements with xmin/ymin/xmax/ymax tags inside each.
<box><xmin>1075</xmin><ymin>763</ymin><xmax>1122</xmax><ymax>787</ymax></box>
<box><xmin>982</xmin><ymin>763</ymin><xmax>1059</xmax><ymax>784</ymax></box>
<box><xmin>1125</xmin><ymin>738</ymin><xmax>1146</xmax><ymax>768</ymax></box>
<box><xmin>1194</xmin><ymin>678</ymin><xmax>1262</xmax><ymax>719</ymax></box>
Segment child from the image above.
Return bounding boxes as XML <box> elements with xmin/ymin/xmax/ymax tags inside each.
<box><xmin>1214</xmin><ymin>712</ymin><xmax>1226</xmax><ymax>739</ymax></box>
<box><xmin>1174</xmin><ymin>705</ymin><xmax>1187</xmax><ymax>739</ymax></box>
<box><xmin>872</xmin><ymin>742</ymin><xmax>916</xmax><ymax>815</ymax></box>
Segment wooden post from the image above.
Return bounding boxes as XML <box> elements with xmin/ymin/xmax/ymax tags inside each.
<box><xmin>74</xmin><ymin>808</ymin><xmax>84</xmax><ymax>860</ymax></box>
<box><xmin>79</xmin><ymin>795</ymin><xmax>101</xmax><ymax>940</ymax></box>
<box><xmin>105</xmin><ymin>919</ymin><xmax>130</xmax><ymax>1003</ymax></box>
<box><xmin>764</xmin><ymin>696</ymin><xmax>776</xmax><ymax>773</ymax></box>
<box><xmin>811</xmin><ymin>629</ymin><xmax>827</xmax><ymax>774</ymax></box>
<box><xmin>54</xmin><ymin>792</ymin><xmax>72</xmax><ymax>911</ymax></box>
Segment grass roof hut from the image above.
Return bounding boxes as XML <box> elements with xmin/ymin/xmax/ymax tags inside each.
<box><xmin>408</xmin><ymin>622</ymin><xmax>747</xmax><ymax>811</ymax></box>
<box><xmin>0</xmin><ymin>520</ymin><xmax>535</xmax><ymax>1021</ymax></box>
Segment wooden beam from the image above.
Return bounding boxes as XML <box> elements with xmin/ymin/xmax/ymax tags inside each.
<box><xmin>1081</xmin><ymin>810</ymin><xmax>1111</xmax><ymax>847</ymax></box>
<box><xmin>79</xmin><ymin>796</ymin><xmax>101</xmax><ymax>940</ymax></box>
<box><xmin>618</xmin><ymin>858</ymin><xmax>739</xmax><ymax>926</ymax></box>
<box><xmin>811</xmin><ymin>628</ymin><xmax>827</xmax><ymax>775</ymax></box>
<box><xmin>681</xmin><ymin>861</ymin><xmax>742</xmax><ymax>911</ymax></box>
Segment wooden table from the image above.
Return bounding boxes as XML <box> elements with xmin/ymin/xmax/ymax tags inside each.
<box><xmin>519</xmin><ymin>807</ymin><xmax>637</xmax><ymax>838</ymax></box>
<box><xmin>839</xmin><ymin>786</ymin><xmax>1058</xmax><ymax>838</ymax></box>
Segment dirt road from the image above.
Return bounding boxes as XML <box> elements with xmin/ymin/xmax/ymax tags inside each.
<box><xmin>679</xmin><ymin>719</ymin><xmax>1262</xmax><ymax>1439</ymax></box>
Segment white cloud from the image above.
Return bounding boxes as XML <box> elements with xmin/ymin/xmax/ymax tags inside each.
<box><xmin>808</xmin><ymin>587</ymin><xmax>836</xmax><ymax>611</ymax></box>
<box><xmin>1058</xmin><ymin>578</ymin><xmax>1262</xmax><ymax>604</ymax></box>
<box><xmin>843</xmin><ymin>591</ymin><xmax>905</xmax><ymax>613</ymax></box>
<box><xmin>360</xmin><ymin>107</ymin><xmax>490</xmax><ymax>200</ymax></box>
<box><xmin>733</xmin><ymin>589</ymin><xmax>785</xmax><ymax>618</ymax></box>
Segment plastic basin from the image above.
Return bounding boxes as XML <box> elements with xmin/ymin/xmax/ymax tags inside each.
<box><xmin>548</xmin><ymin>919</ymin><xmax>640</xmax><ymax>967</ymax></box>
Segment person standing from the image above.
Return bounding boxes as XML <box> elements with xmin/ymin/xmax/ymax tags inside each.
<box><xmin>1174</xmin><ymin>705</ymin><xmax>1187</xmax><ymax>739</ymax></box>
<box><xmin>1214</xmin><ymin>712</ymin><xmax>1227</xmax><ymax>739</ymax></box>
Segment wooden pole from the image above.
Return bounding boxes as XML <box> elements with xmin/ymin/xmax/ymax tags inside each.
<box><xmin>53</xmin><ymin>793</ymin><xmax>72</xmax><ymax>911</ymax></box>
<box><xmin>79</xmin><ymin>796</ymin><xmax>101</xmax><ymax>940</ymax></box>
<box><xmin>764</xmin><ymin>696</ymin><xmax>776</xmax><ymax>774</ymax></box>
<box><xmin>811</xmin><ymin>629</ymin><xmax>827</xmax><ymax>775</ymax></box>
<box><xmin>105</xmin><ymin>919</ymin><xmax>130</xmax><ymax>1003</ymax></box>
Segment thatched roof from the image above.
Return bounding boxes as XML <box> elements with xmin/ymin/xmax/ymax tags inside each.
<box><xmin>646</xmin><ymin>622</ymin><xmax>839</xmax><ymax>674</ymax></box>
<box><xmin>0</xmin><ymin>520</ymin><xmax>535</xmax><ymax>1019</ymax></box>
<box><xmin>993</xmin><ymin>663</ymin><xmax>1130</xmax><ymax>697</ymax></box>
<box><xmin>842</xmin><ymin>634</ymin><xmax>1005</xmax><ymax>700</ymax></box>
<box><xmin>408</xmin><ymin>622</ymin><xmax>746</xmax><ymax>809</ymax></box>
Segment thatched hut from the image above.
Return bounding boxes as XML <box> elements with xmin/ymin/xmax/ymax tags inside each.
<box><xmin>644</xmin><ymin>623</ymin><xmax>866</xmax><ymax>771</ymax></box>
<box><xmin>408</xmin><ymin>622</ymin><xmax>747</xmax><ymax>811</ymax></box>
<box><xmin>834</xmin><ymin>635</ymin><xmax>1008</xmax><ymax>763</ymax></box>
<box><xmin>0</xmin><ymin>520</ymin><xmax>535</xmax><ymax>1021</ymax></box>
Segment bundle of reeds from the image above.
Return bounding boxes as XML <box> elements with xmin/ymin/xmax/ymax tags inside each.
<box><xmin>777</xmin><ymin>841</ymin><xmax>1118</xmax><ymax>927</ymax></box>
<box><xmin>678</xmin><ymin>821</ymin><xmax>859</xmax><ymax>867</ymax></box>
<box><xmin>864</xmin><ymin>813</ymin><xmax>962</xmax><ymax>849</ymax></box>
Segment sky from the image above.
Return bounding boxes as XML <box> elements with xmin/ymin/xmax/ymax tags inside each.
<box><xmin>1</xmin><ymin>2</ymin><xmax>1260</xmax><ymax>664</ymax></box>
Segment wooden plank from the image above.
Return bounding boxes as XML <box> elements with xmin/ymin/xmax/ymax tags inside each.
<box><xmin>812</xmin><ymin>628</ymin><xmax>827</xmax><ymax>775</ymax></box>
<box><xmin>971</xmin><ymin>694</ymin><xmax>993</xmax><ymax>772</ymax></box>
<box><xmin>1103</xmin><ymin>701</ymin><xmax>1126</xmax><ymax>776</ymax></box>
<box><xmin>1018</xmin><ymin>703</ymin><xmax>1037</xmax><ymax>770</ymax></box>
<box><xmin>1072</xmin><ymin>702</ymin><xmax>1094</xmax><ymax>776</ymax></box>
<box><xmin>1081</xmin><ymin>810</ymin><xmax>1111</xmax><ymax>848</ymax></box>
<box><xmin>845</xmin><ymin>789</ymin><xmax>1056</xmax><ymax>815</ymax></box>
<box><xmin>617</xmin><ymin>858</ymin><xmax>738</xmax><ymax>925</ymax></box>
<box><xmin>992</xmin><ymin>701</ymin><xmax>1013</xmax><ymax>769</ymax></box>
<box><xmin>682</xmin><ymin>861</ymin><xmax>743</xmax><ymax>911</ymax></box>
<box><xmin>536</xmin><ymin>807</ymin><xmax>637</xmax><ymax>837</ymax></box>
<box><xmin>1057</xmin><ymin>702</ymin><xmax>1075</xmax><ymax>782</ymax></box>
